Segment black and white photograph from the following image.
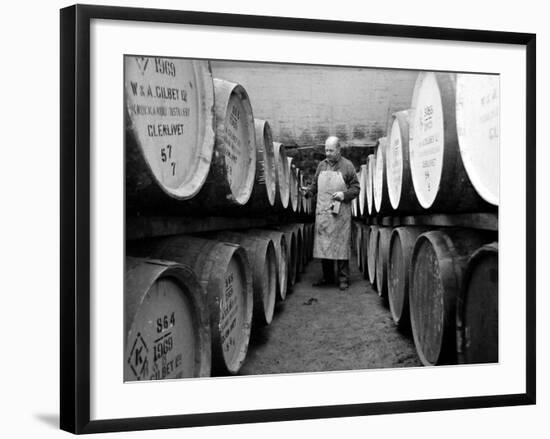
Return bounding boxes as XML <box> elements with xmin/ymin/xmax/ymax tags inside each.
<box><xmin>123</xmin><ymin>56</ymin><xmax>500</xmax><ymax>381</ymax></box>
<box><xmin>50</xmin><ymin>2</ymin><xmax>538</xmax><ymax>436</ymax></box>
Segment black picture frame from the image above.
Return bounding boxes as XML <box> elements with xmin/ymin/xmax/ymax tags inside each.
<box><xmin>60</xmin><ymin>4</ymin><xmax>536</xmax><ymax>434</ymax></box>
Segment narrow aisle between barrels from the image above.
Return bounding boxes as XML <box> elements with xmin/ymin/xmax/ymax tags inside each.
<box><xmin>239</xmin><ymin>255</ymin><xmax>421</xmax><ymax>376</ymax></box>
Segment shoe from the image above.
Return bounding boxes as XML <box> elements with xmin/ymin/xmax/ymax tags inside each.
<box><xmin>312</xmin><ymin>279</ymin><xmax>333</xmax><ymax>287</ymax></box>
<box><xmin>339</xmin><ymin>283</ymin><xmax>349</xmax><ymax>291</ymax></box>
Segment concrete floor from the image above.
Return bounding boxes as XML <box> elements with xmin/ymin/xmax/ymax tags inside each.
<box><xmin>238</xmin><ymin>255</ymin><xmax>422</xmax><ymax>376</ymax></box>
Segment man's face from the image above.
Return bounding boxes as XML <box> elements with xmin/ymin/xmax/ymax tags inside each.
<box><xmin>325</xmin><ymin>142</ymin><xmax>340</xmax><ymax>163</ymax></box>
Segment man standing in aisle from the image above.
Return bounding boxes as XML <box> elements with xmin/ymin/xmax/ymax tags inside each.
<box><xmin>303</xmin><ymin>136</ymin><xmax>359</xmax><ymax>290</ymax></box>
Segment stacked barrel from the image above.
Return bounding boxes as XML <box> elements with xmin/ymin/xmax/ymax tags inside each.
<box><xmin>125</xmin><ymin>56</ymin><xmax>313</xmax><ymax>217</ymax></box>
<box><xmin>124</xmin><ymin>56</ymin><xmax>499</xmax><ymax>373</ymax></box>
<box><xmin>124</xmin><ymin>56</ymin><xmax>316</xmax><ymax>381</ymax></box>
<box><xmin>352</xmin><ymin>71</ymin><xmax>499</xmax><ymax>366</ymax></box>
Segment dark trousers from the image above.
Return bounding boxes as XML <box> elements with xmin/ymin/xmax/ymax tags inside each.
<box><xmin>321</xmin><ymin>259</ymin><xmax>350</xmax><ymax>285</ymax></box>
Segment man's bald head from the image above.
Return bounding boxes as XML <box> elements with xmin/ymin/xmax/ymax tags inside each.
<box><xmin>324</xmin><ymin>136</ymin><xmax>341</xmax><ymax>163</ymax></box>
<box><xmin>325</xmin><ymin>136</ymin><xmax>341</xmax><ymax>149</ymax></box>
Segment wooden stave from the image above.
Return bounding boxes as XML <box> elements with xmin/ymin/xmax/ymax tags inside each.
<box><xmin>409</xmin><ymin>73</ymin><xmax>493</xmax><ymax>213</ymax></box>
<box><xmin>126</xmin><ymin>237</ymin><xmax>253</xmax><ymax>375</ymax></box>
<box><xmin>456</xmin><ymin>242</ymin><xmax>499</xmax><ymax>364</ymax></box>
<box><xmin>387</xmin><ymin>226</ymin><xmax>430</xmax><ymax>329</ymax></box>
<box><xmin>409</xmin><ymin>229</ymin><xmax>491</xmax><ymax>366</ymax></box>
<box><xmin>375</xmin><ymin>226</ymin><xmax>393</xmax><ymax>299</ymax></box>
<box><xmin>124</xmin><ymin>257</ymin><xmax>211</xmax><ymax>380</ymax></box>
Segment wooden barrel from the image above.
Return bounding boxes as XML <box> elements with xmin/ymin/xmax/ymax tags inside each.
<box><xmin>351</xmin><ymin>220</ymin><xmax>357</xmax><ymax>250</ymax></box>
<box><xmin>456</xmin><ymin>74</ymin><xmax>500</xmax><ymax>206</ymax></box>
<box><xmin>409</xmin><ymin>229</ymin><xmax>489</xmax><ymax>366</ymax></box>
<box><xmin>125</xmin><ymin>57</ymin><xmax>215</xmax><ymax>213</ymax></box>
<box><xmin>288</xmin><ymin>224</ymin><xmax>303</xmax><ymax>279</ymax></box>
<box><xmin>300</xmin><ymin>171</ymin><xmax>308</xmax><ymax>214</ymax></box>
<box><xmin>366</xmin><ymin>154</ymin><xmax>375</xmax><ymax>215</ymax></box>
<box><xmin>373</xmin><ymin>137</ymin><xmax>392</xmax><ymax>215</ymax></box>
<box><xmin>387</xmin><ymin>226</ymin><xmax>430</xmax><ymax>329</ymax></box>
<box><xmin>375</xmin><ymin>227</ymin><xmax>393</xmax><ymax>299</ymax></box>
<box><xmin>359</xmin><ymin>164</ymin><xmax>367</xmax><ymax>216</ymax></box>
<box><xmin>367</xmin><ymin>225</ymin><xmax>379</xmax><ymax>286</ymax></box>
<box><xmin>273</xmin><ymin>142</ymin><xmax>290</xmax><ymax>209</ymax></box>
<box><xmin>245</xmin><ymin>119</ymin><xmax>277</xmax><ymax>210</ymax></box>
<box><xmin>127</xmin><ymin>236</ymin><xmax>253</xmax><ymax>375</ymax></box>
<box><xmin>279</xmin><ymin>223</ymin><xmax>301</xmax><ymax>277</ymax></box>
<box><xmin>309</xmin><ymin>222</ymin><xmax>314</xmax><ymax>259</ymax></box>
<box><xmin>124</xmin><ymin>257</ymin><xmax>211</xmax><ymax>381</ymax></box>
<box><xmin>296</xmin><ymin>223</ymin><xmax>308</xmax><ymax>271</ymax></box>
<box><xmin>296</xmin><ymin>168</ymin><xmax>304</xmax><ymax>214</ymax></box>
<box><xmin>249</xmin><ymin>229</ymin><xmax>289</xmax><ymax>301</ymax></box>
<box><xmin>386</xmin><ymin>110</ymin><xmax>422</xmax><ymax>213</ymax></box>
<box><xmin>269</xmin><ymin>225</ymin><xmax>297</xmax><ymax>289</ymax></box>
<box><xmin>355</xmin><ymin>221</ymin><xmax>364</xmax><ymax>270</ymax></box>
<box><xmin>409</xmin><ymin>72</ymin><xmax>492</xmax><ymax>213</ymax></box>
<box><xmin>288</xmin><ymin>158</ymin><xmax>299</xmax><ymax>212</ymax></box>
<box><xmin>361</xmin><ymin>224</ymin><xmax>371</xmax><ymax>280</ymax></box>
<box><xmin>304</xmin><ymin>223</ymin><xmax>311</xmax><ymax>262</ymax></box>
<box><xmin>207</xmin><ymin>231</ymin><xmax>277</xmax><ymax>326</ymax></box>
<box><xmin>188</xmin><ymin>78</ymin><xmax>257</xmax><ymax>212</ymax></box>
<box><xmin>293</xmin><ymin>224</ymin><xmax>304</xmax><ymax>277</ymax></box>
<box><xmin>301</xmin><ymin>222</ymin><xmax>309</xmax><ymax>264</ymax></box>
<box><xmin>456</xmin><ymin>242</ymin><xmax>499</xmax><ymax>364</ymax></box>
<box><xmin>306</xmin><ymin>223</ymin><xmax>314</xmax><ymax>261</ymax></box>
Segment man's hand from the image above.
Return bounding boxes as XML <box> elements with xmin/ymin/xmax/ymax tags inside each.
<box><xmin>332</xmin><ymin>191</ymin><xmax>344</xmax><ymax>201</ymax></box>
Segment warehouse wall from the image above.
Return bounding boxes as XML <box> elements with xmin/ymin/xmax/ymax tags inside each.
<box><xmin>211</xmin><ymin>61</ymin><xmax>418</xmax><ymax>147</ymax></box>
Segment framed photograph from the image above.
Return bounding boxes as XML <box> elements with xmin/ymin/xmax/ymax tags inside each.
<box><xmin>60</xmin><ymin>4</ymin><xmax>536</xmax><ymax>434</ymax></box>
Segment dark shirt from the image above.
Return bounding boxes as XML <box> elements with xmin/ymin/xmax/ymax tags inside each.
<box><xmin>308</xmin><ymin>156</ymin><xmax>360</xmax><ymax>203</ymax></box>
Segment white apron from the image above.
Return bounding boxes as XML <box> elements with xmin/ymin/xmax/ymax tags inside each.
<box><xmin>313</xmin><ymin>170</ymin><xmax>352</xmax><ymax>260</ymax></box>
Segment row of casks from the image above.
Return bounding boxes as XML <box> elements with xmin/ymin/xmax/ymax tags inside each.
<box><xmin>125</xmin><ymin>55</ymin><xmax>313</xmax><ymax>216</ymax></box>
<box><xmin>352</xmin><ymin>72</ymin><xmax>499</xmax><ymax>217</ymax></box>
<box><xmin>124</xmin><ymin>223</ymin><xmax>315</xmax><ymax>381</ymax></box>
<box><xmin>352</xmin><ymin>222</ymin><xmax>498</xmax><ymax>366</ymax></box>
